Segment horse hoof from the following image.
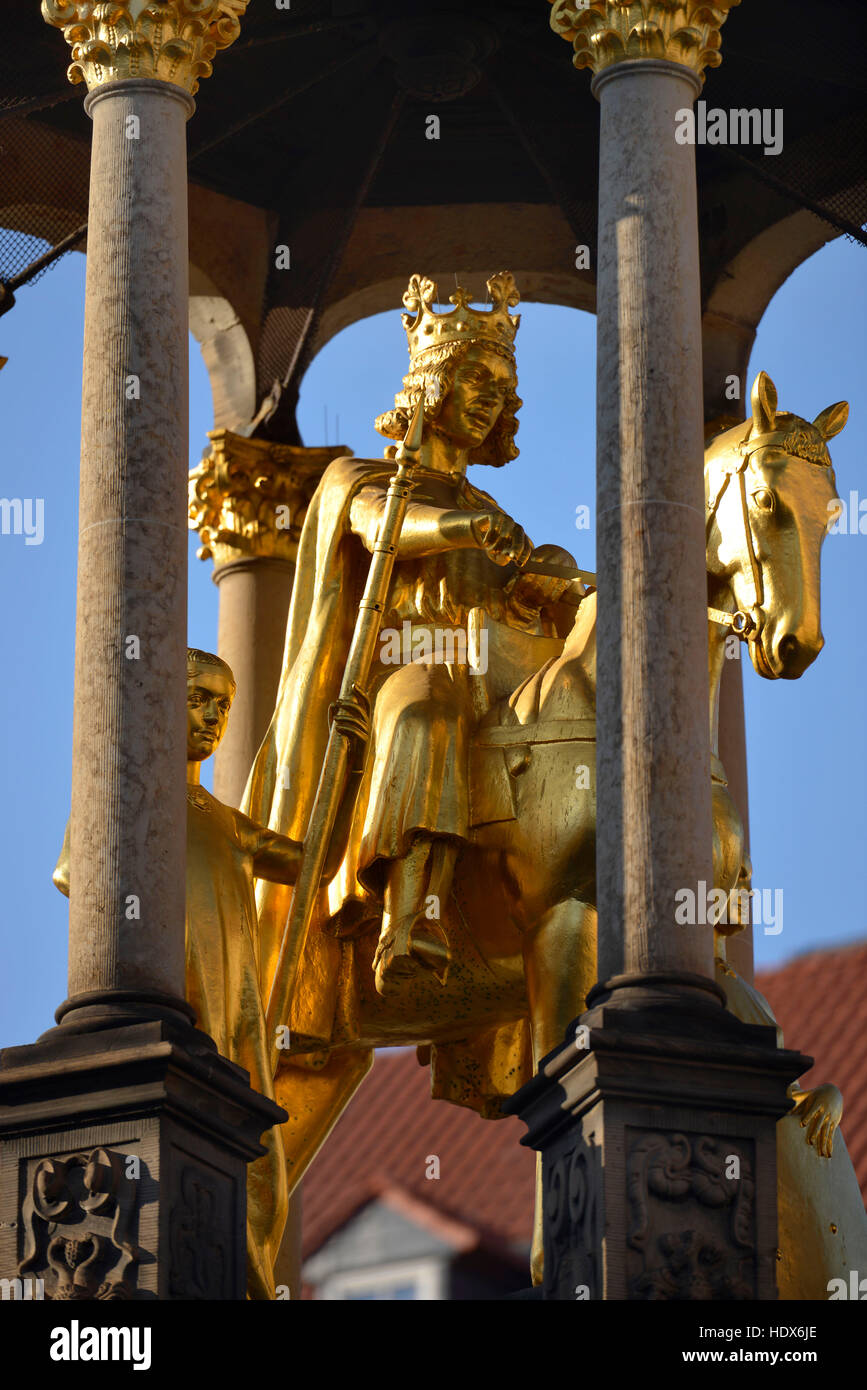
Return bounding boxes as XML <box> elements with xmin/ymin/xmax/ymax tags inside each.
<box><xmin>373</xmin><ymin>914</ymin><xmax>450</xmax><ymax>995</ymax></box>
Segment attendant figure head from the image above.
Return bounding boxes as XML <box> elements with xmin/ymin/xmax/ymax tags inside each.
<box><xmin>187</xmin><ymin>648</ymin><xmax>236</xmax><ymax>762</ymax></box>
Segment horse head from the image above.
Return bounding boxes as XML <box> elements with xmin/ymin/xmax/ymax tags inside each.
<box><xmin>705</xmin><ymin>371</ymin><xmax>848</xmax><ymax>680</ymax></box>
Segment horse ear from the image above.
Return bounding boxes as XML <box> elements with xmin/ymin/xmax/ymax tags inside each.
<box><xmin>749</xmin><ymin>371</ymin><xmax>778</xmax><ymax>436</ymax></box>
<box><xmin>813</xmin><ymin>400</ymin><xmax>849</xmax><ymax>440</ymax></box>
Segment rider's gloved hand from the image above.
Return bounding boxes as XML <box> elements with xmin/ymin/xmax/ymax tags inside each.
<box><xmin>470</xmin><ymin>508</ymin><xmax>534</xmax><ymax>567</ymax></box>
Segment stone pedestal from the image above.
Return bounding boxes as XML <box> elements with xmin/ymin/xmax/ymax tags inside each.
<box><xmin>507</xmin><ymin>982</ymin><xmax>809</xmax><ymax>1300</ymax></box>
<box><xmin>0</xmin><ymin>1020</ymin><xmax>285</xmax><ymax>1300</ymax></box>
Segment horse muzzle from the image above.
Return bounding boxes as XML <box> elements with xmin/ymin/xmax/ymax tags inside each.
<box><xmin>754</xmin><ymin>625</ymin><xmax>823</xmax><ymax>680</ymax></box>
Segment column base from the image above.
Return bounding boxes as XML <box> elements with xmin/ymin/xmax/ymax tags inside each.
<box><xmin>47</xmin><ymin>986</ymin><xmax>197</xmax><ymax>1036</ymax></box>
<box><xmin>505</xmin><ymin>976</ymin><xmax>810</xmax><ymax>1300</ymax></box>
<box><xmin>0</xmin><ymin>1019</ymin><xmax>286</xmax><ymax>1300</ymax></box>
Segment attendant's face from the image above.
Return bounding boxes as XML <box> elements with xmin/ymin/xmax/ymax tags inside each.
<box><xmin>435</xmin><ymin>346</ymin><xmax>515</xmax><ymax>450</ymax></box>
<box><xmin>187</xmin><ymin>668</ymin><xmax>233</xmax><ymax>761</ymax></box>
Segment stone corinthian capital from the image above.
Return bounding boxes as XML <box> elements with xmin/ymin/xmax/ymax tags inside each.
<box><xmin>41</xmin><ymin>0</ymin><xmax>250</xmax><ymax>94</ymax></box>
<box><xmin>547</xmin><ymin>0</ymin><xmax>740</xmax><ymax>84</ymax></box>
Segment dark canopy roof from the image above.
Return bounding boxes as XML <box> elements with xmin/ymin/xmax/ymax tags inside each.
<box><xmin>2</xmin><ymin>0</ymin><xmax>865</xmax><ymax>439</ymax></box>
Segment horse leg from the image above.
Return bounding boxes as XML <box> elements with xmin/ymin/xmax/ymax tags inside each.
<box><xmin>523</xmin><ymin>898</ymin><xmax>598</xmax><ymax>1287</ymax></box>
<box><xmin>271</xmin><ymin>1047</ymin><xmax>374</xmax><ymax>1295</ymax></box>
<box><xmin>523</xmin><ymin>898</ymin><xmax>597</xmax><ymax>1063</ymax></box>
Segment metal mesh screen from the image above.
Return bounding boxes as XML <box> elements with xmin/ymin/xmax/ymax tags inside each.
<box><xmin>706</xmin><ymin>10</ymin><xmax>867</xmax><ymax>246</ymax></box>
<box><xmin>0</xmin><ymin>12</ymin><xmax>89</xmax><ymax>292</ymax></box>
<box><xmin>0</xmin><ymin>109</ymin><xmax>89</xmax><ymax>288</ymax></box>
<box><xmin>714</xmin><ymin>106</ymin><xmax>867</xmax><ymax>249</ymax></box>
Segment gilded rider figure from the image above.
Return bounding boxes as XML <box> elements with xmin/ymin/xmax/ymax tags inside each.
<box><xmin>244</xmin><ymin>272</ymin><xmax>581</xmax><ymax>1018</ymax></box>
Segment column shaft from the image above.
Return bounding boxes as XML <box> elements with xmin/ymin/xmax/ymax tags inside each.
<box><xmin>67</xmin><ymin>80</ymin><xmax>193</xmax><ymax>1009</ymax></box>
<box><xmin>594</xmin><ymin>60</ymin><xmax>714</xmax><ymax>983</ymax></box>
<box><xmin>212</xmin><ymin>559</ymin><xmax>294</xmax><ymax>807</ymax></box>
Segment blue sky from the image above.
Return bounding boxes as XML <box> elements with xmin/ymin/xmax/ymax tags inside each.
<box><xmin>1</xmin><ymin>233</ymin><xmax>864</xmax><ymax>1048</ymax></box>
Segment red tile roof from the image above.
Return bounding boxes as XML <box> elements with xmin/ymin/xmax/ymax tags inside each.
<box><xmin>755</xmin><ymin>941</ymin><xmax>867</xmax><ymax>1201</ymax></box>
<box><xmin>301</xmin><ymin>941</ymin><xmax>867</xmax><ymax>1258</ymax></box>
<box><xmin>300</xmin><ymin>1048</ymin><xmax>536</xmax><ymax>1260</ymax></box>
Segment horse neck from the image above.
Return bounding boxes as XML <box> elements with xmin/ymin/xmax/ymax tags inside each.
<box><xmin>705</xmin><ymin>458</ymin><xmax>737</xmax><ymax>760</ymax></box>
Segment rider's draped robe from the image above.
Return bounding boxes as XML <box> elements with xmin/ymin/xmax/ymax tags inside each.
<box><xmin>242</xmin><ymin>455</ymin><xmax>566</xmax><ymax>1114</ymax></box>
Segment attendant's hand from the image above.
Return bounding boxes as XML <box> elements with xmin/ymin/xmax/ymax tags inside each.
<box><xmin>792</xmin><ymin>1082</ymin><xmax>843</xmax><ymax>1157</ymax></box>
<box><xmin>470</xmin><ymin>510</ymin><xmax>534</xmax><ymax>567</ymax></box>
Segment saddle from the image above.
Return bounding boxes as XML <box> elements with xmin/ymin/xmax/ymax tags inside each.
<box><xmin>466</xmin><ymin>607</ymin><xmax>594</xmax><ymax>829</ymax></box>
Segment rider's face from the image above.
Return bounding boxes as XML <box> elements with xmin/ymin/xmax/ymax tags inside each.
<box><xmin>435</xmin><ymin>346</ymin><xmax>515</xmax><ymax>450</ymax></box>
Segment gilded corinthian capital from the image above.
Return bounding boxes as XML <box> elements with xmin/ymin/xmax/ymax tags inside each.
<box><xmin>41</xmin><ymin>0</ymin><xmax>250</xmax><ymax>94</ymax></box>
<box><xmin>547</xmin><ymin>0</ymin><xmax>740</xmax><ymax>84</ymax></box>
<box><xmin>189</xmin><ymin>432</ymin><xmax>347</xmax><ymax>570</ymax></box>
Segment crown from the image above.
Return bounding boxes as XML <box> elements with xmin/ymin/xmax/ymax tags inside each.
<box><xmin>401</xmin><ymin>271</ymin><xmax>520</xmax><ymax>363</ymax></box>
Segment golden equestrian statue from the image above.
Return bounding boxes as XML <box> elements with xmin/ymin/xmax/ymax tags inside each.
<box><xmin>241</xmin><ymin>273</ymin><xmax>865</xmax><ymax>1295</ymax></box>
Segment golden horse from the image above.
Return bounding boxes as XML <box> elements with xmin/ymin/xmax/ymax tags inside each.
<box><xmin>274</xmin><ymin>372</ymin><xmax>866</xmax><ymax>1295</ymax></box>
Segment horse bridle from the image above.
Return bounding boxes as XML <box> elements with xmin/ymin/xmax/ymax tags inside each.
<box><xmin>705</xmin><ymin>439</ymin><xmax>771</xmax><ymax>651</ymax></box>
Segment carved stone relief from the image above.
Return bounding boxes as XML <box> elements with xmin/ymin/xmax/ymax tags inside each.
<box><xmin>18</xmin><ymin>1147</ymin><xmax>143</xmax><ymax>1300</ymax></box>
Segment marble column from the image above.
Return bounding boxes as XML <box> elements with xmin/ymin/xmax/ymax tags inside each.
<box><xmin>0</xmin><ymin>1</ymin><xmax>285</xmax><ymax>1304</ymax></box>
<box><xmin>37</xmin><ymin>0</ymin><xmax>252</xmax><ymax>1024</ymax></box>
<box><xmin>593</xmin><ymin>57</ymin><xmax>717</xmax><ymax>987</ymax></box>
<box><xmin>65</xmin><ymin>75</ymin><xmax>193</xmax><ymax>1023</ymax></box>
<box><xmin>504</xmin><ymin>2</ymin><xmax>806</xmax><ymax>1304</ymax></box>
<box><xmin>548</xmin><ymin>0</ymin><xmax>742</xmax><ymax>991</ymax></box>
